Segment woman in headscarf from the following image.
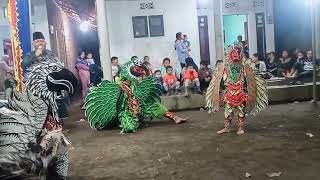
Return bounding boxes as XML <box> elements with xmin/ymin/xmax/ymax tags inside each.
<box><xmin>181</xmin><ymin>57</ymin><xmax>198</xmax><ymax>75</ymax></box>
<box><xmin>0</xmin><ymin>55</ymin><xmax>14</xmax><ymax>92</ymax></box>
<box><xmin>75</xmin><ymin>51</ymin><xmax>90</xmax><ymax>109</ymax></box>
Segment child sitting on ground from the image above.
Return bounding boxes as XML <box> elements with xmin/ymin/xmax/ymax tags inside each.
<box><xmin>154</xmin><ymin>70</ymin><xmax>165</xmax><ymax>95</ymax></box>
<box><xmin>163</xmin><ymin>66</ymin><xmax>180</xmax><ymax>95</ymax></box>
<box><xmin>183</xmin><ymin>64</ymin><xmax>201</xmax><ymax>95</ymax></box>
<box><xmin>4</xmin><ymin>72</ymin><xmax>17</xmax><ymax>100</ymax></box>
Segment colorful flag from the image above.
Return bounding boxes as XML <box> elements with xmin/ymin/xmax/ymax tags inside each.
<box><xmin>7</xmin><ymin>0</ymin><xmax>31</xmax><ymax>92</ymax></box>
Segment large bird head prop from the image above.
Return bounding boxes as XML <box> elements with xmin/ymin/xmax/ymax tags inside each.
<box><xmin>120</xmin><ymin>56</ymin><xmax>149</xmax><ymax>81</ymax></box>
<box><xmin>26</xmin><ymin>59</ymin><xmax>77</xmax><ymax>120</ymax></box>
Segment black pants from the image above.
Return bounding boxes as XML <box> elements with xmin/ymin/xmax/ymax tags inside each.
<box><xmin>200</xmin><ymin>79</ymin><xmax>210</xmax><ymax>92</ymax></box>
<box><xmin>296</xmin><ymin>70</ymin><xmax>313</xmax><ymax>81</ymax></box>
<box><xmin>180</xmin><ymin>63</ymin><xmax>186</xmax><ymax>69</ymax></box>
<box><xmin>56</xmin><ymin>92</ymin><xmax>69</xmax><ymax>120</ymax></box>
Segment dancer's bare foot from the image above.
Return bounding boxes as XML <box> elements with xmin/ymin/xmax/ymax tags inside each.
<box><xmin>216</xmin><ymin>128</ymin><xmax>231</xmax><ymax>134</ymax></box>
<box><xmin>173</xmin><ymin>116</ymin><xmax>188</xmax><ymax>124</ymax></box>
<box><xmin>236</xmin><ymin>129</ymin><xmax>245</xmax><ymax>135</ymax></box>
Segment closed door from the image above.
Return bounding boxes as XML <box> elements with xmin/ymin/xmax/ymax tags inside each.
<box><xmin>198</xmin><ymin>16</ymin><xmax>210</xmax><ymax>63</ymax></box>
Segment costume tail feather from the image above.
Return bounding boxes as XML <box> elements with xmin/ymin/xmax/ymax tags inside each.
<box><xmin>0</xmin><ymin>151</ymin><xmax>64</xmax><ymax>180</ymax></box>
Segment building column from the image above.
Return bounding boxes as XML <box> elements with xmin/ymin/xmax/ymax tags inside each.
<box><xmin>206</xmin><ymin>0</ymin><xmax>217</xmax><ymax>66</ymax></box>
<box><xmin>213</xmin><ymin>0</ymin><xmax>224</xmax><ymax>61</ymax></box>
<box><xmin>264</xmin><ymin>0</ymin><xmax>275</xmax><ymax>53</ymax></box>
<box><xmin>248</xmin><ymin>12</ymin><xmax>257</xmax><ymax>57</ymax></box>
<box><xmin>96</xmin><ymin>0</ymin><xmax>112</xmax><ymax>80</ymax></box>
<box><xmin>315</xmin><ymin>1</ymin><xmax>320</xmax><ymax>59</ymax></box>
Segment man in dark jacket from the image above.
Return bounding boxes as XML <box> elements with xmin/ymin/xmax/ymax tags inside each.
<box><xmin>198</xmin><ymin>60</ymin><xmax>213</xmax><ymax>92</ymax></box>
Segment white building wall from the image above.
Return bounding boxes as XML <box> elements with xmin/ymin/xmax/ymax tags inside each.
<box><xmin>106</xmin><ymin>0</ymin><xmax>201</xmax><ymax>72</ymax></box>
<box><xmin>0</xmin><ymin>0</ymin><xmax>50</xmax><ymax>59</ymax></box>
<box><xmin>0</xmin><ymin>0</ymin><xmax>10</xmax><ymax>59</ymax></box>
<box><xmin>30</xmin><ymin>0</ymin><xmax>51</xmax><ymax>50</ymax></box>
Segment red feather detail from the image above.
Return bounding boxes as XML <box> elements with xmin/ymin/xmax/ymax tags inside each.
<box><xmin>244</xmin><ymin>65</ymin><xmax>256</xmax><ymax>112</ymax></box>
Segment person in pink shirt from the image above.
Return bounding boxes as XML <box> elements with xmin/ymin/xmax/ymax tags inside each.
<box><xmin>76</xmin><ymin>51</ymin><xmax>90</xmax><ymax>109</ymax></box>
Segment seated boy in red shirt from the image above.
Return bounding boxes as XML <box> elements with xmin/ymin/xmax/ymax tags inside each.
<box><xmin>183</xmin><ymin>64</ymin><xmax>201</xmax><ymax>95</ymax></box>
<box><xmin>163</xmin><ymin>66</ymin><xmax>180</xmax><ymax>95</ymax></box>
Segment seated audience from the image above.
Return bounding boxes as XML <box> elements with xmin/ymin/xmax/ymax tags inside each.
<box><xmin>198</xmin><ymin>60</ymin><xmax>213</xmax><ymax>92</ymax></box>
<box><xmin>252</xmin><ymin>53</ymin><xmax>268</xmax><ymax>78</ymax></box>
<box><xmin>278</xmin><ymin>50</ymin><xmax>295</xmax><ymax>77</ymax></box>
<box><xmin>154</xmin><ymin>70</ymin><xmax>165</xmax><ymax>94</ymax></box>
<box><xmin>181</xmin><ymin>57</ymin><xmax>199</xmax><ymax>75</ymax></box>
<box><xmin>287</xmin><ymin>50</ymin><xmax>320</xmax><ymax>84</ymax></box>
<box><xmin>183</xmin><ymin>64</ymin><xmax>201</xmax><ymax>95</ymax></box>
<box><xmin>4</xmin><ymin>72</ymin><xmax>17</xmax><ymax>100</ymax></box>
<box><xmin>163</xmin><ymin>66</ymin><xmax>180</xmax><ymax>95</ymax></box>
<box><xmin>290</xmin><ymin>51</ymin><xmax>306</xmax><ymax>78</ymax></box>
<box><xmin>265</xmin><ymin>52</ymin><xmax>279</xmax><ymax>77</ymax></box>
<box><xmin>143</xmin><ymin>56</ymin><xmax>152</xmax><ymax>75</ymax></box>
<box><xmin>160</xmin><ymin>58</ymin><xmax>178</xmax><ymax>78</ymax></box>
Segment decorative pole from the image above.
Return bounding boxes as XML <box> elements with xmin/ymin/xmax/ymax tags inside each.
<box><xmin>7</xmin><ymin>0</ymin><xmax>32</xmax><ymax>92</ymax></box>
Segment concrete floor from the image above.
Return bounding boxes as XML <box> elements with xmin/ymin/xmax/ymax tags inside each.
<box><xmin>64</xmin><ymin>102</ymin><xmax>320</xmax><ymax>180</ymax></box>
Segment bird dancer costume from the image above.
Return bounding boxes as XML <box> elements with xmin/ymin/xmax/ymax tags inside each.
<box><xmin>85</xmin><ymin>57</ymin><xmax>186</xmax><ymax>133</ymax></box>
<box><xmin>206</xmin><ymin>48</ymin><xmax>268</xmax><ymax>135</ymax></box>
<box><xmin>0</xmin><ymin>58</ymin><xmax>77</xmax><ymax>179</ymax></box>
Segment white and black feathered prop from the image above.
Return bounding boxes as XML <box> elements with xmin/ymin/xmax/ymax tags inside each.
<box><xmin>0</xmin><ymin>59</ymin><xmax>77</xmax><ymax>179</ymax></box>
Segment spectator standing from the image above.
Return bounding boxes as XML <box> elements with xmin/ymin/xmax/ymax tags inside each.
<box><xmin>175</xmin><ymin>32</ymin><xmax>190</xmax><ymax>68</ymax></box>
<box><xmin>183</xmin><ymin>34</ymin><xmax>191</xmax><ymax>57</ymax></box>
<box><xmin>198</xmin><ymin>61</ymin><xmax>213</xmax><ymax>92</ymax></box>
<box><xmin>163</xmin><ymin>66</ymin><xmax>180</xmax><ymax>95</ymax></box>
<box><xmin>183</xmin><ymin>64</ymin><xmax>201</xmax><ymax>95</ymax></box>
<box><xmin>87</xmin><ymin>52</ymin><xmax>101</xmax><ymax>86</ymax></box>
<box><xmin>76</xmin><ymin>51</ymin><xmax>90</xmax><ymax>109</ymax></box>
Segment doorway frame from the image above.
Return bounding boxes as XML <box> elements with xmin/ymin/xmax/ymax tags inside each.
<box><xmin>222</xmin><ymin>12</ymin><xmax>258</xmax><ymax>57</ymax></box>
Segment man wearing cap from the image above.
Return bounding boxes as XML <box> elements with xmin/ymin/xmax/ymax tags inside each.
<box><xmin>23</xmin><ymin>32</ymin><xmax>69</xmax><ymax>122</ymax></box>
<box><xmin>23</xmin><ymin>32</ymin><xmax>56</xmax><ymax>72</ymax></box>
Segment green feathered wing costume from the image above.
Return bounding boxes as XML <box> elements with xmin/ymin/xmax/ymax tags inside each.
<box><xmin>85</xmin><ymin>57</ymin><xmax>174</xmax><ymax>133</ymax></box>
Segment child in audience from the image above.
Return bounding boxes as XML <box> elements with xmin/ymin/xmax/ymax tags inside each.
<box><xmin>198</xmin><ymin>60</ymin><xmax>213</xmax><ymax>92</ymax></box>
<box><xmin>160</xmin><ymin>58</ymin><xmax>178</xmax><ymax>78</ymax></box>
<box><xmin>163</xmin><ymin>66</ymin><xmax>180</xmax><ymax>95</ymax></box>
<box><xmin>265</xmin><ymin>52</ymin><xmax>279</xmax><ymax>77</ymax></box>
<box><xmin>111</xmin><ymin>56</ymin><xmax>121</xmax><ymax>81</ymax></box>
<box><xmin>252</xmin><ymin>53</ymin><xmax>268</xmax><ymax>78</ymax></box>
<box><xmin>154</xmin><ymin>70</ymin><xmax>165</xmax><ymax>94</ymax></box>
<box><xmin>4</xmin><ymin>72</ymin><xmax>17</xmax><ymax>100</ymax></box>
<box><xmin>143</xmin><ymin>56</ymin><xmax>152</xmax><ymax>75</ymax></box>
<box><xmin>183</xmin><ymin>64</ymin><xmax>201</xmax><ymax>95</ymax></box>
